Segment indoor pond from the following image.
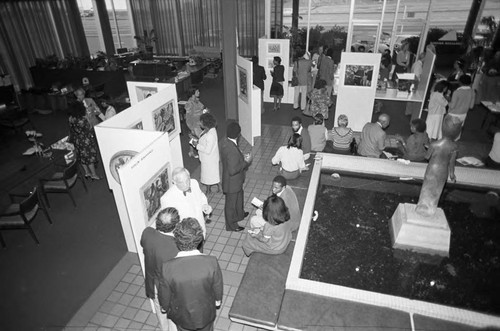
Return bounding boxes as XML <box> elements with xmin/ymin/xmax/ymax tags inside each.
<box><xmin>300</xmin><ymin>173</ymin><xmax>500</xmax><ymax>315</ymax></box>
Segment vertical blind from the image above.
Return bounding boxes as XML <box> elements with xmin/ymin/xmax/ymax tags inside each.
<box><xmin>129</xmin><ymin>0</ymin><xmax>265</xmax><ymax>57</ymax></box>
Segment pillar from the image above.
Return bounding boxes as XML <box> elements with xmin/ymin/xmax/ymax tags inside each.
<box><xmin>221</xmin><ymin>0</ymin><xmax>238</xmax><ymax>120</ymax></box>
<box><xmin>92</xmin><ymin>0</ymin><xmax>115</xmax><ymax>55</ymax></box>
<box><xmin>463</xmin><ymin>0</ymin><xmax>484</xmax><ymax>47</ymax></box>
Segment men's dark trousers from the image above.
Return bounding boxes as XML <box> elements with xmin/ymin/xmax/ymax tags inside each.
<box><xmin>224</xmin><ymin>189</ymin><xmax>244</xmax><ymax>230</ymax></box>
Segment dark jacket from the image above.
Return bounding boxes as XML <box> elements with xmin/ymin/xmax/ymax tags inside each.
<box><xmin>159</xmin><ymin>255</ymin><xmax>223</xmax><ymax>330</ymax></box>
<box><xmin>220</xmin><ymin>138</ymin><xmax>249</xmax><ymax>194</ymax></box>
<box><xmin>253</xmin><ymin>64</ymin><xmax>267</xmax><ymax>90</ymax></box>
<box><xmin>140</xmin><ymin>228</ymin><xmax>179</xmax><ymax>299</ymax></box>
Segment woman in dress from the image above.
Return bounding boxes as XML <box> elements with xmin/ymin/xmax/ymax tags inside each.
<box><xmin>242</xmin><ymin>195</ymin><xmax>293</xmax><ymax>257</ymax></box>
<box><xmin>306</xmin><ymin>79</ymin><xmax>331</xmax><ymax>119</ymax></box>
<box><xmin>271</xmin><ymin>133</ymin><xmax>308</xmax><ymax>180</ymax></box>
<box><xmin>326</xmin><ymin>114</ymin><xmax>354</xmax><ymax>155</ymax></box>
<box><xmin>426</xmin><ymin>80</ymin><xmax>449</xmax><ymax>140</ymax></box>
<box><xmin>68</xmin><ymin>101</ymin><xmax>100</xmax><ymax>180</ymax></box>
<box><xmin>185</xmin><ymin>88</ymin><xmax>206</xmax><ymax>158</ymax></box>
<box><xmin>194</xmin><ymin>113</ymin><xmax>220</xmax><ymax>191</ymax></box>
<box><xmin>270</xmin><ymin>56</ymin><xmax>285</xmax><ymax>111</ymax></box>
<box><xmin>74</xmin><ymin>88</ymin><xmax>102</xmax><ymax>127</ymax></box>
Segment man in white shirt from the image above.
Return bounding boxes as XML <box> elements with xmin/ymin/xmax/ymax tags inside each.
<box><xmin>160</xmin><ymin>167</ymin><xmax>212</xmax><ymax>238</ymax></box>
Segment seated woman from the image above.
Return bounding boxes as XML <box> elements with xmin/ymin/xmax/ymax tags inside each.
<box><xmin>271</xmin><ymin>133</ymin><xmax>308</xmax><ymax>180</ymax></box>
<box><xmin>326</xmin><ymin>114</ymin><xmax>354</xmax><ymax>154</ymax></box>
<box><xmin>396</xmin><ymin>118</ymin><xmax>430</xmax><ymax>162</ymax></box>
<box><xmin>308</xmin><ymin>113</ymin><xmax>328</xmax><ymax>152</ymax></box>
<box><xmin>242</xmin><ymin>195</ymin><xmax>293</xmax><ymax>257</ymax></box>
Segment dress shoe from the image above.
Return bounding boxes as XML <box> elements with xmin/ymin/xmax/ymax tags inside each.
<box><xmin>233</xmin><ymin>226</ymin><xmax>245</xmax><ymax>232</ymax></box>
<box><xmin>243</xmin><ymin>211</ymin><xmax>249</xmax><ymax>218</ymax></box>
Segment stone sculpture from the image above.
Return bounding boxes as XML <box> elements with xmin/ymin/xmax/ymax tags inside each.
<box><xmin>415</xmin><ymin>115</ymin><xmax>462</xmax><ymax>217</ymax></box>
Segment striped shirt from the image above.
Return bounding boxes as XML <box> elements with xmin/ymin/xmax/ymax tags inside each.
<box><xmin>329</xmin><ymin>127</ymin><xmax>353</xmax><ymax>151</ymax></box>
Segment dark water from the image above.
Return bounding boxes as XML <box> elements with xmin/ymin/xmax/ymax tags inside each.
<box><xmin>301</xmin><ymin>178</ymin><xmax>500</xmax><ymax>315</ymax></box>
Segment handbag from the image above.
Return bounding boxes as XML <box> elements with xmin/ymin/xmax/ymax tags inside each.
<box><xmin>291</xmin><ymin>60</ymin><xmax>299</xmax><ymax>87</ymax></box>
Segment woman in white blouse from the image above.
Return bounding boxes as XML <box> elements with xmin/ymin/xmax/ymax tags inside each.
<box><xmin>271</xmin><ymin>133</ymin><xmax>308</xmax><ymax>180</ymax></box>
<box><xmin>194</xmin><ymin>113</ymin><xmax>220</xmax><ymax>192</ymax></box>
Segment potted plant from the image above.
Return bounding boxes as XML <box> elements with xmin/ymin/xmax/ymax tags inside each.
<box><xmin>134</xmin><ymin>29</ymin><xmax>157</xmax><ymax>54</ymax></box>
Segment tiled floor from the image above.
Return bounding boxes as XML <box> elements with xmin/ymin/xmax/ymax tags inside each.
<box><xmin>66</xmin><ymin>124</ymin><xmax>296</xmax><ymax>331</ymax></box>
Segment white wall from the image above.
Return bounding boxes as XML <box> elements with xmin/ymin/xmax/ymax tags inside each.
<box><xmin>236</xmin><ymin>56</ymin><xmax>261</xmax><ymax>146</ymax></box>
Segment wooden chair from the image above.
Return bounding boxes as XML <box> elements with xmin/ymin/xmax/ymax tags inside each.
<box><xmin>0</xmin><ymin>185</ymin><xmax>53</xmax><ymax>248</ymax></box>
<box><xmin>39</xmin><ymin>160</ymin><xmax>88</xmax><ymax>208</ymax></box>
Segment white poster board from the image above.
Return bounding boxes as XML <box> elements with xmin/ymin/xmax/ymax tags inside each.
<box><xmin>236</xmin><ymin>56</ymin><xmax>261</xmax><ymax>146</ymax></box>
<box><xmin>258</xmin><ymin>39</ymin><xmax>292</xmax><ymax>104</ymax></box>
<box><xmin>126</xmin><ymin>81</ymin><xmax>171</xmax><ymax>105</ymax></box>
<box><xmin>336</xmin><ymin>52</ymin><xmax>381</xmax><ymax>132</ymax></box>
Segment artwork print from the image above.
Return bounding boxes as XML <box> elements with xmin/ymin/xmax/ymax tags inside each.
<box><xmin>141</xmin><ymin>163</ymin><xmax>170</xmax><ymax>225</ymax></box>
<box><xmin>109</xmin><ymin>150</ymin><xmax>138</xmax><ymax>184</ymax></box>
<box><xmin>237</xmin><ymin>66</ymin><xmax>248</xmax><ymax>103</ymax></box>
<box><xmin>267</xmin><ymin>43</ymin><xmax>281</xmax><ymax>54</ymax></box>
<box><xmin>153</xmin><ymin>100</ymin><xmax>176</xmax><ymax>134</ymax></box>
<box><xmin>136</xmin><ymin>86</ymin><xmax>158</xmax><ymax>102</ymax></box>
<box><xmin>344</xmin><ymin>65</ymin><xmax>374</xmax><ymax>87</ymax></box>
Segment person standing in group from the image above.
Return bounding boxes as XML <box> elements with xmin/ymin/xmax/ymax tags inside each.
<box><xmin>67</xmin><ymin>101</ymin><xmax>101</xmax><ymax>180</ymax></box>
<box><xmin>141</xmin><ymin>208</ymin><xmax>180</xmax><ymax>331</ymax></box>
<box><xmin>220</xmin><ymin>122</ymin><xmax>251</xmax><ymax>232</ymax></box>
<box><xmin>290</xmin><ymin>116</ymin><xmax>311</xmax><ymax>160</ymax></box>
<box><xmin>185</xmin><ymin>88</ymin><xmax>206</xmax><ymax>158</ymax></box>
<box><xmin>270</xmin><ymin>56</ymin><xmax>285</xmax><ymax>111</ymax></box>
<box><xmin>293</xmin><ymin>51</ymin><xmax>311</xmax><ymax>112</ymax></box>
<box><xmin>358</xmin><ymin>113</ymin><xmax>391</xmax><ymax>158</ymax></box>
<box><xmin>160</xmin><ymin>167</ymin><xmax>212</xmax><ymax>238</ymax></box>
<box><xmin>391</xmin><ymin>41</ymin><xmax>411</xmax><ymax>80</ymax></box>
<box><xmin>74</xmin><ymin>88</ymin><xmax>102</xmax><ymax>127</ymax></box>
<box><xmin>318</xmin><ymin>49</ymin><xmax>335</xmax><ymax>97</ymax></box>
<box><xmin>252</xmin><ymin>56</ymin><xmax>267</xmax><ymax>113</ymax></box>
<box><xmin>193</xmin><ymin>113</ymin><xmax>220</xmax><ymax>192</ymax></box>
<box><xmin>159</xmin><ymin>218</ymin><xmax>223</xmax><ymax>331</ymax></box>
<box><xmin>309</xmin><ymin>46</ymin><xmax>322</xmax><ymax>92</ymax></box>
<box><xmin>99</xmin><ymin>97</ymin><xmax>116</xmax><ymax>120</ymax></box>
<box><xmin>447</xmin><ymin>74</ymin><xmax>474</xmax><ymax>141</ymax></box>
<box><xmin>426</xmin><ymin>80</ymin><xmax>450</xmax><ymax>140</ymax></box>
<box><xmin>306</xmin><ymin>79</ymin><xmax>331</xmax><ymax>120</ymax></box>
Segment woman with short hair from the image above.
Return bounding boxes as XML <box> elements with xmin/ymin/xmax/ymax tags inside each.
<box><xmin>271</xmin><ymin>133</ymin><xmax>308</xmax><ymax>180</ymax></box>
<box><xmin>194</xmin><ymin>113</ymin><xmax>220</xmax><ymax>190</ymax></box>
<box><xmin>306</xmin><ymin>79</ymin><xmax>331</xmax><ymax>119</ymax></box>
<box><xmin>185</xmin><ymin>88</ymin><xmax>206</xmax><ymax>158</ymax></box>
<box><xmin>327</xmin><ymin>114</ymin><xmax>354</xmax><ymax>155</ymax></box>
<box><xmin>242</xmin><ymin>195</ymin><xmax>293</xmax><ymax>256</ymax></box>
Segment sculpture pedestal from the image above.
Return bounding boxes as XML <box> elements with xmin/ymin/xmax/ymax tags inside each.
<box><xmin>390</xmin><ymin>203</ymin><xmax>450</xmax><ymax>257</ymax></box>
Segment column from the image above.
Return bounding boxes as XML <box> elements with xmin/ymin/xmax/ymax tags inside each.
<box><xmin>221</xmin><ymin>0</ymin><xmax>238</xmax><ymax>120</ymax></box>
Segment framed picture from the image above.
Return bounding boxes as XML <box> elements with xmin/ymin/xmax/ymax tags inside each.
<box><xmin>140</xmin><ymin>163</ymin><xmax>171</xmax><ymax>225</ymax></box>
<box><xmin>136</xmin><ymin>86</ymin><xmax>158</xmax><ymax>102</ymax></box>
<box><xmin>268</xmin><ymin>43</ymin><xmax>281</xmax><ymax>54</ymax></box>
<box><xmin>237</xmin><ymin>66</ymin><xmax>248</xmax><ymax>103</ymax></box>
<box><xmin>344</xmin><ymin>65</ymin><xmax>374</xmax><ymax>87</ymax></box>
<box><xmin>109</xmin><ymin>150</ymin><xmax>139</xmax><ymax>184</ymax></box>
<box><xmin>130</xmin><ymin>120</ymin><xmax>143</xmax><ymax>130</ymax></box>
<box><xmin>152</xmin><ymin>99</ymin><xmax>179</xmax><ymax>138</ymax></box>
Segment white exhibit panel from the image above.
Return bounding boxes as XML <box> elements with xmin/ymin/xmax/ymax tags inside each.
<box><xmin>118</xmin><ymin>132</ymin><xmax>172</xmax><ymax>313</ymax></box>
<box><xmin>336</xmin><ymin>52</ymin><xmax>381</xmax><ymax>132</ymax></box>
<box><xmin>95</xmin><ymin>126</ymin><xmax>163</xmax><ymax>251</ymax></box>
<box><xmin>236</xmin><ymin>56</ymin><xmax>261</xmax><ymax>146</ymax></box>
<box><xmin>416</xmin><ymin>46</ymin><xmax>436</xmax><ymax>117</ymax></box>
<box><xmin>258</xmin><ymin>38</ymin><xmax>292</xmax><ymax>104</ymax></box>
<box><xmin>126</xmin><ymin>81</ymin><xmax>171</xmax><ymax>105</ymax></box>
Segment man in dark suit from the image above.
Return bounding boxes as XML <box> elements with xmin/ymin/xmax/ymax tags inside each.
<box><xmin>140</xmin><ymin>207</ymin><xmax>180</xmax><ymax>331</ymax></box>
<box><xmin>159</xmin><ymin>218</ymin><xmax>223</xmax><ymax>331</ymax></box>
<box><xmin>220</xmin><ymin>122</ymin><xmax>251</xmax><ymax>231</ymax></box>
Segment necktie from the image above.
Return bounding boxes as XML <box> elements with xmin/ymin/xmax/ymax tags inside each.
<box><xmin>183</xmin><ymin>188</ymin><xmax>192</xmax><ymax>196</ymax></box>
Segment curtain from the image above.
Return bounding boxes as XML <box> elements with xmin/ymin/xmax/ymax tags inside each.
<box><xmin>129</xmin><ymin>0</ymin><xmax>264</xmax><ymax>57</ymax></box>
<box><xmin>0</xmin><ymin>0</ymin><xmax>89</xmax><ymax>90</ymax></box>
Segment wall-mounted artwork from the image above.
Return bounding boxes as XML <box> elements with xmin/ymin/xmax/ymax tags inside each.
<box><xmin>237</xmin><ymin>66</ymin><xmax>248</xmax><ymax>103</ymax></box>
<box><xmin>136</xmin><ymin>86</ymin><xmax>158</xmax><ymax>102</ymax></box>
<box><xmin>268</xmin><ymin>43</ymin><xmax>281</xmax><ymax>54</ymax></box>
<box><xmin>344</xmin><ymin>65</ymin><xmax>374</xmax><ymax>87</ymax></box>
<box><xmin>152</xmin><ymin>100</ymin><xmax>178</xmax><ymax>137</ymax></box>
<box><xmin>141</xmin><ymin>163</ymin><xmax>170</xmax><ymax>225</ymax></box>
<box><xmin>130</xmin><ymin>121</ymin><xmax>143</xmax><ymax>130</ymax></box>
<box><xmin>109</xmin><ymin>150</ymin><xmax>138</xmax><ymax>184</ymax></box>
